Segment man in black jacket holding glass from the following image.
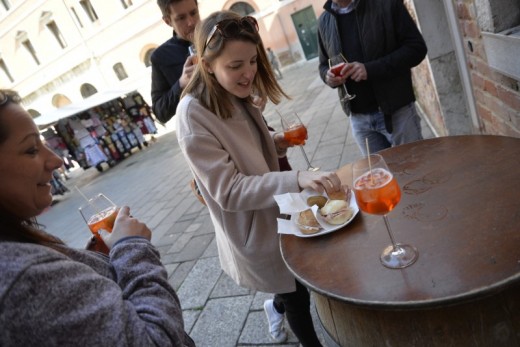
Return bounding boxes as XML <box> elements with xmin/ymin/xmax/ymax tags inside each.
<box><xmin>151</xmin><ymin>0</ymin><xmax>200</xmax><ymax>124</ymax></box>
<box><xmin>151</xmin><ymin>0</ymin><xmax>206</xmax><ymax>204</ymax></box>
<box><xmin>318</xmin><ymin>0</ymin><xmax>427</xmax><ymax>155</ymax></box>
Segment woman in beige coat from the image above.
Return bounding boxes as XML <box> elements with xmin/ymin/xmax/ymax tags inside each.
<box><xmin>176</xmin><ymin>11</ymin><xmax>340</xmax><ymax>347</ymax></box>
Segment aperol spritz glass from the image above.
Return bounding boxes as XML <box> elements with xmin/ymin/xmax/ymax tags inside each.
<box><xmin>352</xmin><ymin>154</ymin><xmax>418</xmax><ymax>269</ymax></box>
<box><xmin>278</xmin><ymin>112</ymin><xmax>319</xmax><ymax>171</ymax></box>
<box><xmin>79</xmin><ymin>193</ymin><xmax>118</xmax><ymax>254</ymax></box>
<box><xmin>328</xmin><ymin>54</ymin><xmax>355</xmax><ymax>101</ymax></box>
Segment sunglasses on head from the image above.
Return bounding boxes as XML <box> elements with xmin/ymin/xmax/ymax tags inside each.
<box><xmin>203</xmin><ymin>16</ymin><xmax>259</xmax><ymax>54</ymax></box>
<box><xmin>0</xmin><ymin>90</ymin><xmax>21</xmax><ymax>107</ymax></box>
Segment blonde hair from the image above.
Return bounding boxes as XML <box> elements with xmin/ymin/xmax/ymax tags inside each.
<box><xmin>182</xmin><ymin>10</ymin><xmax>290</xmax><ymax>119</ymax></box>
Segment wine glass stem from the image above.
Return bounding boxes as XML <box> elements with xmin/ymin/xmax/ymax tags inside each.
<box><xmin>383</xmin><ymin>215</ymin><xmax>399</xmax><ymax>251</ymax></box>
<box><xmin>299</xmin><ymin>146</ymin><xmax>317</xmax><ymax>170</ymax></box>
<box><xmin>342</xmin><ymin>85</ymin><xmax>353</xmax><ymax>98</ymax></box>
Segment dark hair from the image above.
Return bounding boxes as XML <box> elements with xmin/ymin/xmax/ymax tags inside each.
<box><xmin>182</xmin><ymin>11</ymin><xmax>290</xmax><ymax>119</ymax></box>
<box><xmin>0</xmin><ymin>89</ymin><xmax>66</xmax><ymax>250</ymax></box>
<box><xmin>0</xmin><ymin>89</ymin><xmax>22</xmax><ymax>144</ymax></box>
<box><xmin>157</xmin><ymin>0</ymin><xmax>198</xmax><ymax>17</ymax></box>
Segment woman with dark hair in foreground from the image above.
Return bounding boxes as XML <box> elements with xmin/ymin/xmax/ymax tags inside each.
<box><xmin>0</xmin><ymin>89</ymin><xmax>194</xmax><ymax>347</ymax></box>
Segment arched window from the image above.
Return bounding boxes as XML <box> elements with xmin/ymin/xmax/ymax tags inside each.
<box><xmin>28</xmin><ymin>109</ymin><xmax>40</xmax><ymax>119</ymax></box>
<box><xmin>113</xmin><ymin>62</ymin><xmax>128</xmax><ymax>80</ymax></box>
<box><xmin>229</xmin><ymin>2</ymin><xmax>255</xmax><ymax>16</ymax></box>
<box><xmin>80</xmin><ymin>83</ymin><xmax>98</xmax><ymax>98</ymax></box>
<box><xmin>52</xmin><ymin>94</ymin><xmax>72</xmax><ymax>108</ymax></box>
<box><xmin>143</xmin><ymin>48</ymin><xmax>154</xmax><ymax>67</ymax></box>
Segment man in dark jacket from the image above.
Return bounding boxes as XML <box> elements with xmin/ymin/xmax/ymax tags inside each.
<box><xmin>151</xmin><ymin>0</ymin><xmax>200</xmax><ymax>124</ymax></box>
<box><xmin>151</xmin><ymin>0</ymin><xmax>205</xmax><ymax>204</ymax></box>
<box><xmin>318</xmin><ymin>0</ymin><xmax>427</xmax><ymax>155</ymax></box>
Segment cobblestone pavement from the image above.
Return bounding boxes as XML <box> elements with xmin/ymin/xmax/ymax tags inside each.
<box><xmin>40</xmin><ymin>58</ymin><xmax>433</xmax><ymax>347</ymax></box>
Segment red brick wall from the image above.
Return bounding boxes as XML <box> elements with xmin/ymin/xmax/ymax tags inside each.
<box><xmin>456</xmin><ymin>0</ymin><xmax>520</xmax><ymax>137</ymax></box>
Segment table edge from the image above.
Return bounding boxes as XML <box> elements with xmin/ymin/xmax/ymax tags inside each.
<box><xmin>282</xmin><ymin>245</ymin><xmax>520</xmax><ymax>309</ymax></box>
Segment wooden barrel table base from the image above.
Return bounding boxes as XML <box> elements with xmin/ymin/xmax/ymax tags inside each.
<box><xmin>280</xmin><ymin>136</ymin><xmax>520</xmax><ymax>346</ymax></box>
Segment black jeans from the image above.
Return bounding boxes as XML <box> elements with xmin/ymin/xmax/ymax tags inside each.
<box><xmin>273</xmin><ymin>280</ymin><xmax>323</xmax><ymax>347</ymax></box>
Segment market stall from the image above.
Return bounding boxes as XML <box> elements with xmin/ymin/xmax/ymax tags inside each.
<box><xmin>37</xmin><ymin>90</ymin><xmax>157</xmax><ymax>171</ymax></box>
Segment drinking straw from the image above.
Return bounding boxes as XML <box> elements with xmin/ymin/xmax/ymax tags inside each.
<box><xmin>365</xmin><ymin>138</ymin><xmax>374</xmax><ymax>184</ymax></box>
<box><xmin>75</xmin><ymin>186</ymin><xmax>99</xmax><ymax>213</ymax></box>
<box><xmin>75</xmin><ymin>185</ymin><xmax>90</xmax><ymax>203</ymax></box>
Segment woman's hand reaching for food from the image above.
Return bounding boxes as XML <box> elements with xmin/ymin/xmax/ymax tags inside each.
<box><xmin>297</xmin><ymin>171</ymin><xmax>342</xmax><ymax>195</ymax></box>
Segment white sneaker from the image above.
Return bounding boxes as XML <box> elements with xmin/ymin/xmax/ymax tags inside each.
<box><xmin>263</xmin><ymin>299</ymin><xmax>288</xmax><ymax>343</ymax></box>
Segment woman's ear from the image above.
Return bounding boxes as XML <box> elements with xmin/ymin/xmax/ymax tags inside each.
<box><xmin>202</xmin><ymin>58</ymin><xmax>214</xmax><ymax>74</ymax></box>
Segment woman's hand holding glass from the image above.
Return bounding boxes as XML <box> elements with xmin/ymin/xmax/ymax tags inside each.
<box><xmin>277</xmin><ymin>111</ymin><xmax>320</xmax><ymax>171</ymax></box>
<box><xmin>101</xmin><ymin>206</ymin><xmax>151</xmax><ymax>249</ymax></box>
<box><xmin>81</xmin><ymin>194</ymin><xmax>151</xmax><ymax>253</ymax></box>
<box><xmin>273</xmin><ymin>131</ymin><xmax>292</xmax><ymax>152</ymax></box>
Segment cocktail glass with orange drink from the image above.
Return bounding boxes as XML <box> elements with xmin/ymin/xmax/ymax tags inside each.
<box><xmin>328</xmin><ymin>54</ymin><xmax>356</xmax><ymax>101</ymax></box>
<box><xmin>278</xmin><ymin>112</ymin><xmax>319</xmax><ymax>171</ymax></box>
<box><xmin>353</xmin><ymin>154</ymin><xmax>418</xmax><ymax>269</ymax></box>
<box><xmin>79</xmin><ymin>193</ymin><xmax>119</xmax><ymax>254</ymax></box>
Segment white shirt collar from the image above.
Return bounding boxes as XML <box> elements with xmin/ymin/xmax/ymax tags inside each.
<box><xmin>331</xmin><ymin>1</ymin><xmax>356</xmax><ymax>14</ymax></box>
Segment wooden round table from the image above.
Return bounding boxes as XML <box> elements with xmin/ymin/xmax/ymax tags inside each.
<box><xmin>281</xmin><ymin>135</ymin><xmax>520</xmax><ymax>346</ymax></box>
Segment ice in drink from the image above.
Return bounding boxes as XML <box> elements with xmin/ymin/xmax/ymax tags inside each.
<box><xmin>283</xmin><ymin>124</ymin><xmax>308</xmax><ymax>145</ymax></box>
<box><xmin>354</xmin><ymin>168</ymin><xmax>401</xmax><ymax>215</ymax></box>
<box><xmin>87</xmin><ymin>206</ymin><xmax>118</xmax><ymax>234</ymax></box>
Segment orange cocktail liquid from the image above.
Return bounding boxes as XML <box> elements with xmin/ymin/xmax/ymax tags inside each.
<box><xmin>330</xmin><ymin>62</ymin><xmax>346</xmax><ymax>77</ymax></box>
<box><xmin>354</xmin><ymin>168</ymin><xmax>401</xmax><ymax>215</ymax></box>
<box><xmin>88</xmin><ymin>206</ymin><xmax>118</xmax><ymax>234</ymax></box>
<box><xmin>284</xmin><ymin>124</ymin><xmax>308</xmax><ymax>145</ymax></box>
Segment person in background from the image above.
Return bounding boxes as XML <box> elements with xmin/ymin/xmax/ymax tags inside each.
<box><xmin>267</xmin><ymin>47</ymin><xmax>283</xmax><ymax>79</ymax></box>
<box><xmin>151</xmin><ymin>0</ymin><xmax>200</xmax><ymax>124</ymax></box>
<box><xmin>151</xmin><ymin>0</ymin><xmax>205</xmax><ymax>204</ymax></box>
<box><xmin>318</xmin><ymin>0</ymin><xmax>427</xmax><ymax>155</ymax></box>
<box><xmin>176</xmin><ymin>10</ymin><xmax>342</xmax><ymax>346</ymax></box>
<box><xmin>0</xmin><ymin>89</ymin><xmax>194</xmax><ymax>347</ymax></box>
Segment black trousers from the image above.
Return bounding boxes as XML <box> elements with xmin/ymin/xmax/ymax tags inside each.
<box><xmin>273</xmin><ymin>280</ymin><xmax>323</xmax><ymax>347</ymax></box>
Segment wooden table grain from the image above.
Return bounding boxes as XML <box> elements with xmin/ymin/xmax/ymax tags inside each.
<box><xmin>281</xmin><ymin>135</ymin><xmax>520</xmax><ymax>346</ymax></box>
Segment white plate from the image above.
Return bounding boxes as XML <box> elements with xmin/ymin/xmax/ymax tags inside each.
<box><xmin>290</xmin><ymin>189</ymin><xmax>359</xmax><ymax>238</ymax></box>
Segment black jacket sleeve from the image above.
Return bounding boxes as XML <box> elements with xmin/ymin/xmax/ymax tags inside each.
<box><xmin>151</xmin><ymin>65</ymin><xmax>183</xmax><ymax>124</ymax></box>
<box><xmin>150</xmin><ymin>38</ymin><xmax>189</xmax><ymax>124</ymax></box>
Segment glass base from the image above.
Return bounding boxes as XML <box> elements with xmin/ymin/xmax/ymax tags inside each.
<box><xmin>380</xmin><ymin>243</ymin><xmax>418</xmax><ymax>269</ymax></box>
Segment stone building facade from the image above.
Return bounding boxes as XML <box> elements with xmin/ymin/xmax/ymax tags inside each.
<box><xmin>0</xmin><ymin>0</ymin><xmax>518</xmax><ymax>137</ymax></box>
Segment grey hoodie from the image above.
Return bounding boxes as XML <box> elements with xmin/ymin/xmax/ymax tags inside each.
<box><xmin>0</xmin><ymin>237</ymin><xmax>194</xmax><ymax>347</ymax></box>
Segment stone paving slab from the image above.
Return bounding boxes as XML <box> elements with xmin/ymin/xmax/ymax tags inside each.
<box><xmin>190</xmin><ymin>295</ymin><xmax>254</xmax><ymax>347</ymax></box>
<box><xmin>177</xmin><ymin>256</ymin><xmax>223</xmax><ymax>309</ymax></box>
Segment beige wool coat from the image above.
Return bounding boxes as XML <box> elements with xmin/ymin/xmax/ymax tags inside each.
<box><xmin>176</xmin><ymin>94</ymin><xmax>300</xmax><ymax>294</ymax></box>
